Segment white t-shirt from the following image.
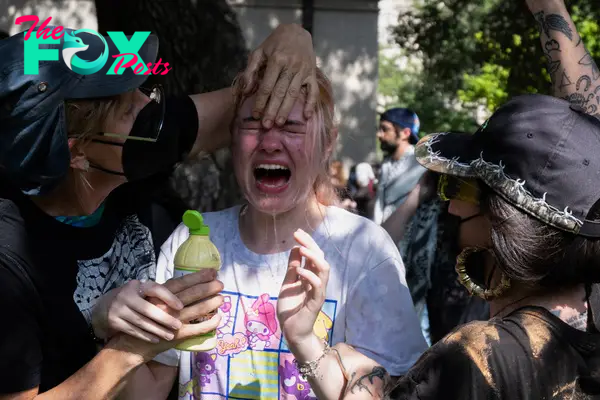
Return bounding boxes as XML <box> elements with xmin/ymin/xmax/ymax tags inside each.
<box><xmin>155</xmin><ymin>205</ymin><xmax>427</xmax><ymax>400</ymax></box>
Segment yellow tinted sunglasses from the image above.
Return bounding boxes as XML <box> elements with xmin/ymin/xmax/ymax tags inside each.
<box><xmin>437</xmin><ymin>175</ymin><xmax>480</xmax><ymax>205</ymax></box>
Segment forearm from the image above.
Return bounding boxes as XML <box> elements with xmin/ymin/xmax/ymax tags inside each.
<box><xmin>188</xmin><ymin>87</ymin><xmax>235</xmax><ymax>158</ymax></box>
<box><xmin>289</xmin><ymin>335</ymin><xmax>388</xmax><ymax>400</ymax></box>
<box><xmin>381</xmin><ymin>191</ymin><xmax>420</xmax><ymax>244</ymax></box>
<box><xmin>529</xmin><ymin>0</ymin><xmax>600</xmax><ymax>117</ymax></box>
<box><xmin>117</xmin><ymin>362</ymin><xmax>177</xmax><ymax>400</ymax></box>
<box><xmin>36</xmin><ymin>345</ymin><xmax>144</xmax><ymax>400</ymax></box>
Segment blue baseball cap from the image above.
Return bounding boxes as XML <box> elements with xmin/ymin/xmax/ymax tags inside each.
<box><xmin>0</xmin><ymin>27</ymin><xmax>158</xmax><ymax>195</ymax></box>
<box><xmin>380</xmin><ymin>108</ymin><xmax>420</xmax><ymax>144</ymax></box>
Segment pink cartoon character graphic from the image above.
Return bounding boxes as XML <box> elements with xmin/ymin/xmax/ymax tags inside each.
<box><xmin>244</xmin><ymin>294</ymin><xmax>278</xmax><ymax>351</ymax></box>
<box><xmin>217</xmin><ymin>296</ymin><xmax>233</xmax><ymax>338</ymax></box>
<box><xmin>279</xmin><ymin>360</ymin><xmax>317</xmax><ymax>400</ymax></box>
<box><xmin>192</xmin><ymin>352</ymin><xmax>218</xmax><ymax>387</ymax></box>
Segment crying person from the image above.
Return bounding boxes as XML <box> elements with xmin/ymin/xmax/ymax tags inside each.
<box><xmin>148</xmin><ymin>68</ymin><xmax>428</xmax><ymax>399</ymax></box>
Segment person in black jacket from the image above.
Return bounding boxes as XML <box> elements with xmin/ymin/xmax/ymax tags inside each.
<box><xmin>0</xmin><ymin>23</ymin><xmax>319</xmax><ymax>399</ymax></box>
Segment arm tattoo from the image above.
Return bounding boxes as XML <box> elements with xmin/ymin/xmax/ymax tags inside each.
<box><xmin>534</xmin><ymin>9</ymin><xmax>600</xmax><ymax>119</ymax></box>
<box><xmin>544</xmin><ymin>40</ymin><xmax>561</xmax><ymax>79</ymax></box>
<box><xmin>578</xmin><ymin>49</ymin><xmax>600</xmax><ymax>81</ymax></box>
<box><xmin>559</xmin><ymin>71</ymin><xmax>574</xmax><ymax>89</ymax></box>
<box><xmin>534</xmin><ymin>11</ymin><xmax>573</xmax><ymax>41</ymax></box>
<box><xmin>345</xmin><ymin>367</ymin><xmax>389</xmax><ymax>397</ymax></box>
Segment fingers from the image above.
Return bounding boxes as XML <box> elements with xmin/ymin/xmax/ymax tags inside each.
<box><xmin>243</xmin><ymin>49</ymin><xmax>265</xmax><ymax>94</ymax></box>
<box><xmin>303</xmin><ymin>75</ymin><xmax>318</xmax><ymax>119</ymax></box>
<box><xmin>283</xmin><ymin>247</ymin><xmax>303</xmax><ymax>285</ymax></box>
<box><xmin>298</xmin><ymin>246</ymin><xmax>328</xmax><ymax>275</ymax></box>
<box><xmin>252</xmin><ymin>56</ymin><xmax>284</xmax><ymax>125</ymax></box>
<box><xmin>175</xmin><ymin>313</ymin><xmax>222</xmax><ymax>341</ymax></box>
<box><xmin>119</xmin><ymin>307</ymin><xmax>177</xmax><ymax>342</ymax></box>
<box><xmin>274</xmin><ymin>71</ymin><xmax>304</xmax><ymax>126</ymax></box>
<box><xmin>263</xmin><ymin>67</ymin><xmax>295</xmax><ymax>126</ymax></box>
<box><xmin>179</xmin><ymin>295</ymin><xmax>225</xmax><ymax>323</ymax></box>
<box><xmin>163</xmin><ymin>269</ymin><xmax>217</xmax><ymax>295</ymax></box>
<box><xmin>294</xmin><ymin>229</ymin><xmax>324</xmax><ymax>258</ymax></box>
<box><xmin>128</xmin><ymin>294</ymin><xmax>183</xmax><ymax>331</ymax></box>
<box><xmin>295</xmin><ymin>267</ymin><xmax>322</xmax><ymax>293</ymax></box>
<box><xmin>141</xmin><ymin>281</ymin><xmax>183</xmax><ymax>311</ymax></box>
<box><xmin>176</xmin><ymin>279</ymin><xmax>224</xmax><ymax>306</ymax></box>
<box><xmin>293</xmin><ymin>229</ymin><xmax>330</xmax><ymax>288</ymax></box>
<box><xmin>111</xmin><ymin>318</ymin><xmax>161</xmax><ymax>344</ymax></box>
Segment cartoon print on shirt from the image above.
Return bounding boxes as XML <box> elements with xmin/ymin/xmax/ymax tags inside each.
<box><xmin>192</xmin><ymin>352</ymin><xmax>218</xmax><ymax>387</ymax></box>
<box><xmin>313</xmin><ymin>310</ymin><xmax>333</xmax><ymax>342</ymax></box>
<box><xmin>217</xmin><ymin>295</ymin><xmax>233</xmax><ymax>338</ymax></box>
<box><xmin>244</xmin><ymin>293</ymin><xmax>279</xmax><ymax>350</ymax></box>
<box><xmin>179</xmin><ymin>291</ymin><xmax>338</xmax><ymax>400</ymax></box>
<box><xmin>279</xmin><ymin>360</ymin><xmax>317</xmax><ymax>400</ymax></box>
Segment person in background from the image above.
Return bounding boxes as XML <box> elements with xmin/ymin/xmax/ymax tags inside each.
<box><xmin>374</xmin><ymin>108</ymin><xmax>429</xmax><ymax>342</ymax></box>
<box><xmin>373</xmin><ymin>108</ymin><xmax>425</xmax><ymax>227</ymax></box>
<box><xmin>347</xmin><ymin>162</ymin><xmax>377</xmax><ymax>219</ymax></box>
<box><xmin>329</xmin><ymin>160</ymin><xmax>356</xmax><ymax>210</ymax></box>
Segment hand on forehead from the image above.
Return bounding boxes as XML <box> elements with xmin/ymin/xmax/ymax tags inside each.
<box><xmin>240</xmin><ymin>93</ymin><xmax>308</xmax><ymax>125</ymax></box>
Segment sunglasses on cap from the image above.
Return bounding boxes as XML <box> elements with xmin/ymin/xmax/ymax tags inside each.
<box><xmin>93</xmin><ymin>84</ymin><xmax>165</xmax><ymax>144</ymax></box>
<box><xmin>437</xmin><ymin>175</ymin><xmax>480</xmax><ymax>205</ymax></box>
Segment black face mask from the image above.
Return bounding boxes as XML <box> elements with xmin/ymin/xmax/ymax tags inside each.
<box><xmin>88</xmin><ymin>90</ymin><xmax>167</xmax><ymax>182</ymax></box>
<box><xmin>88</xmin><ymin>138</ymin><xmax>153</xmax><ymax>182</ymax></box>
<box><xmin>87</xmin><ymin>94</ymin><xmax>197</xmax><ymax>183</ymax></box>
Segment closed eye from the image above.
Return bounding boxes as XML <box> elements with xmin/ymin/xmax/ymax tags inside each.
<box><xmin>282</xmin><ymin>124</ymin><xmax>306</xmax><ymax>134</ymax></box>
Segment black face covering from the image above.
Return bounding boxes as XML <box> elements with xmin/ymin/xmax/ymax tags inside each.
<box><xmin>89</xmin><ymin>95</ymin><xmax>197</xmax><ymax>182</ymax></box>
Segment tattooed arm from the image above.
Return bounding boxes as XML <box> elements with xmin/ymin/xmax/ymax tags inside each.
<box><xmin>526</xmin><ymin>0</ymin><xmax>600</xmax><ymax>118</ymax></box>
<box><xmin>287</xmin><ymin>336</ymin><xmax>391</xmax><ymax>400</ymax></box>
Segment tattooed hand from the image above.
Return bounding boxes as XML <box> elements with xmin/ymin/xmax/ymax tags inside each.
<box><xmin>527</xmin><ymin>0</ymin><xmax>600</xmax><ymax>119</ymax></box>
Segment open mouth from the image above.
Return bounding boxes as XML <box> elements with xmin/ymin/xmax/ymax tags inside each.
<box><xmin>253</xmin><ymin>164</ymin><xmax>291</xmax><ymax>192</ymax></box>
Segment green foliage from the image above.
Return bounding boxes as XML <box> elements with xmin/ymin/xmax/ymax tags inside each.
<box><xmin>378</xmin><ymin>48</ymin><xmax>480</xmax><ymax>136</ymax></box>
<box><xmin>381</xmin><ymin>0</ymin><xmax>600</xmax><ymax>135</ymax></box>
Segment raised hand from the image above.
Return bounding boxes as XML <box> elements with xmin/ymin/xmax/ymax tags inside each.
<box><xmin>277</xmin><ymin>229</ymin><xmax>330</xmax><ymax>347</ymax></box>
<box><xmin>242</xmin><ymin>24</ymin><xmax>318</xmax><ymax>128</ymax></box>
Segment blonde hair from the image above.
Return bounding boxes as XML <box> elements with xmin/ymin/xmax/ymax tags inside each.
<box><xmin>231</xmin><ymin>67</ymin><xmax>340</xmax><ymax>206</ymax></box>
<box><xmin>62</xmin><ymin>92</ymin><xmax>131</xmax><ymax>192</ymax></box>
<box><xmin>64</xmin><ymin>92</ymin><xmax>132</xmax><ymax>140</ymax></box>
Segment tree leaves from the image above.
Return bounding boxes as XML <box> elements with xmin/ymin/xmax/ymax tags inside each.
<box><xmin>385</xmin><ymin>0</ymin><xmax>600</xmax><ymax>135</ymax></box>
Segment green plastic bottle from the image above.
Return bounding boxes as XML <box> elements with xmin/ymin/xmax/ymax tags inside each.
<box><xmin>173</xmin><ymin>210</ymin><xmax>222</xmax><ymax>352</ymax></box>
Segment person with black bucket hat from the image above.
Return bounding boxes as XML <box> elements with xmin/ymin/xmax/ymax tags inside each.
<box><xmin>0</xmin><ymin>23</ymin><xmax>319</xmax><ymax>398</ymax></box>
<box><xmin>273</xmin><ymin>2</ymin><xmax>600</xmax><ymax>399</ymax></box>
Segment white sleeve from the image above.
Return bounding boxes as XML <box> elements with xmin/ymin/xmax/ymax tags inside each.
<box><xmin>153</xmin><ymin>224</ymin><xmax>187</xmax><ymax>367</ymax></box>
<box><xmin>344</xmin><ymin>257</ymin><xmax>428</xmax><ymax>376</ymax></box>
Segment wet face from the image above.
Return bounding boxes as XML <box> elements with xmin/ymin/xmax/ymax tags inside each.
<box><xmin>76</xmin><ymin>89</ymin><xmax>150</xmax><ymax>176</ymax></box>
<box><xmin>448</xmin><ymin>199</ymin><xmax>491</xmax><ymax>249</ymax></box>
<box><xmin>232</xmin><ymin>93</ymin><xmax>321</xmax><ymax>215</ymax></box>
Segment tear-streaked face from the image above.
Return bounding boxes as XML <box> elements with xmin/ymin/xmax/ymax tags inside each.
<box><xmin>232</xmin><ymin>93</ymin><xmax>321</xmax><ymax>215</ymax></box>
